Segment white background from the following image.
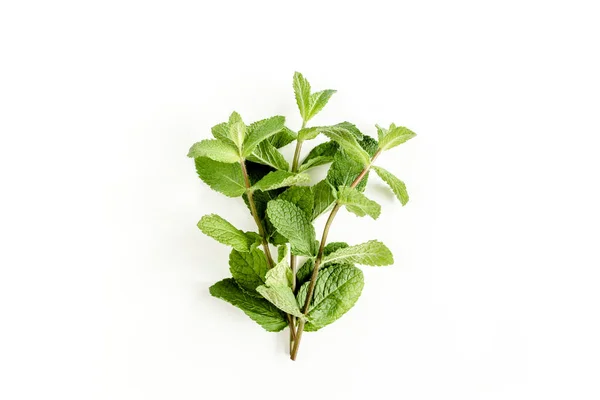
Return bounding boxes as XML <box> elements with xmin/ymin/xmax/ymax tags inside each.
<box><xmin>1</xmin><ymin>1</ymin><xmax>599</xmax><ymax>399</ymax></box>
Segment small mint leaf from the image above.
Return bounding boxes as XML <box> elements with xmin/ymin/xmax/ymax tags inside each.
<box><xmin>187</xmin><ymin>139</ymin><xmax>240</xmax><ymax>163</ymax></box>
<box><xmin>323</xmin><ymin>240</ymin><xmax>393</xmax><ymax>266</ymax></box>
<box><xmin>337</xmin><ymin>186</ymin><xmax>381</xmax><ymax>219</ymax></box>
<box><xmin>197</xmin><ymin>214</ymin><xmax>255</xmax><ymax>252</ymax></box>
<box><xmin>373</xmin><ymin>166</ymin><xmax>409</xmax><ymax>206</ymax></box>
<box><xmin>252</xmin><ymin>171</ymin><xmax>310</xmax><ymax>192</ymax></box>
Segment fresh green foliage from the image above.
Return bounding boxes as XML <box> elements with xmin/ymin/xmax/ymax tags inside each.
<box><xmin>266</xmin><ymin>199</ymin><xmax>317</xmax><ymax>256</ymax></box>
<box><xmin>189</xmin><ymin>72</ymin><xmax>415</xmax><ymax>360</ymax></box>
<box><xmin>243</xmin><ymin>116</ymin><xmax>286</xmax><ymax>156</ymax></box>
<box><xmin>311</xmin><ymin>180</ymin><xmax>336</xmax><ymax>220</ymax></box>
<box><xmin>229</xmin><ymin>248</ymin><xmax>269</xmax><ymax>294</ymax></box>
<box><xmin>323</xmin><ymin>240</ymin><xmax>394</xmax><ymax>266</ymax></box>
<box><xmin>297</xmin><ymin>264</ymin><xmax>364</xmax><ymax>331</ymax></box>
<box><xmin>198</xmin><ymin>214</ymin><xmax>259</xmax><ymax>252</ymax></box>
<box><xmin>209</xmin><ymin>278</ymin><xmax>287</xmax><ymax>332</ymax></box>
<box><xmin>336</xmin><ymin>186</ymin><xmax>381</xmax><ymax>219</ymax></box>
<box><xmin>253</xmin><ymin>170</ymin><xmax>310</xmax><ymax>192</ymax></box>
<box><xmin>377</xmin><ymin>124</ymin><xmax>417</xmax><ymax>151</ymax></box>
<box><xmin>257</xmin><ymin>260</ymin><xmax>304</xmax><ymax>318</ymax></box>
<box><xmin>187</xmin><ymin>139</ymin><xmax>240</xmax><ymax>163</ymax></box>
<box><xmin>293</xmin><ymin>72</ymin><xmax>336</xmax><ymax>123</ymax></box>
<box><xmin>248</xmin><ymin>141</ymin><xmax>290</xmax><ymax>171</ymax></box>
<box><xmin>373</xmin><ymin>166</ymin><xmax>409</xmax><ymax>205</ymax></box>
<box><xmin>195</xmin><ymin>157</ymin><xmax>245</xmax><ymax>197</ymax></box>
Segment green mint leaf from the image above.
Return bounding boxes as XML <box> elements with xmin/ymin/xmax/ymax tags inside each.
<box><xmin>227</xmin><ymin>112</ymin><xmax>247</xmax><ymax>150</ymax></box>
<box><xmin>334</xmin><ymin>121</ymin><xmax>363</xmax><ymax>139</ymax></box>
<box><xmin>265</xmin><ymin>259</ymin><xmax>293</xmax><ymax>287</ymax></box>
<box><xmin>299</xmin><ymin>141</ymin><xmax>338</xmax><ymax>172</ymax></box>
<box><xmin>327</xmin><ymin>152</ymin><xmax>368</xmax><ymax>192</ymax></box>
<box><xmin>194</xmin><ymin>157</ymin><xmax>246</xmax><ymax>197</ymax></box>
<box><xmin>229</xmin><ymin>248</ymin><xmax>268</xmax><ymax>295</ymax></box>
<box><xmin>269</xmin><ymin>126</ymin><xmax>297</xmax><ymax>148</ymax></box>
<box><xmin>187</xmin><ymin>139</ymin><xmax>240</xmax><ymax>163</ymax></box>
<box><xmin>209</xmin><ymin>278</ymin><xmax>287</xmax><ymax>332</ymax></box>
<box><xmin>323</xmin><ymin>240</ymin><xmax>394</xmax><ymax>266</ymax></box>
<box><xmin>296</xmin><ymin>264</ymin><xmax>364</xmax><ymax>331</ymax></box>
<box><xmin>266</xmin><ymin>199</ymin><xmax>317</xmax><ymax>256</ymax></box>
<box><xmin>373</xmin><ymin>166</ymin><xmax>409</xmax><ymax>206</ymax></box>
<box><xmin>337</xmin><ymin>186</ymin><xmax>381</xmax><ymax>219</ymax></box>
<box><xmin>296</xmin><ymin>242</ymin><xmax>350</xmax><ymax>285</ymax></box>
<box><xmin>359</xmin><ymin>134</ymin><xmax>379</xmax><ymax>156</ymax></box>
<box><xmin>277</xmin><ymin>244</ymin><xmax>288</xmax><ymax>263</ymax></box>
<box><xmin>293</xmin><ymin>72</ymin><xmax>311</xmax><ymax>121</ymax></box>
<box><xmin>252</xmin><ymin>171</ymin><xmax>310</xmax><ymax>192</ymax></box>
<box><xmin>375</xmin><ymin>124</ymin><xmax>388</xmax><ymax>142</ymax></box>
<box><xmin>296</xmin><ymin>259</ymin><xmax>314</xmax><ymax>285</ymax></box>
<box><xmin>242</xmin><ymin>116</ymin><xmax>286</xmax><ymax>156</ymax></box>
<box><xmin>378</xmin><ymin>124</ymin><xmax>416</xmax><ymax>151</ymax></box>
<box><xmin>307</xmin><ymin>89</ymin><xmax>336</xmax><ymax>121</ymax></box>
<box><xmin>256</xmin><ymin>285</ymin><xmax>304</xmax><ymax>318</ymax></box>
<box><xmin>197</xmin><ymin>214</ymin><xmax>256</xmax><ymax>252</ymax></box>
<box><xmin>297</xmin><ymin>126</ymin><xmax>321</xmax><ymax>141</ymax></box>
<box><xmin>321</xmin><ymin>127</ymin><xmax>371</xmax><ymax>166</ymax></box>
<box><xmin>247</xmin><ymin>140</ymin><xmax>290</xmax><ymax>171</ymax></box>
<box><xmin>278</xmin><ymin>186</ymin><xmax>314</xmax><ymax>217</ymax></box>
<box><xmin>311</xmin><ymin>179</ymin><xmax>336</xmax><ymax>220</ymax></box>
<box><xmin>211</xmin><ymin>121</ymin><xmax>235</xmax><ymax>146</ymax></box>
<box><xmin>324</xmin><ymin>241</ymin><xmax>350</xmax><ymax>256</ymax></box>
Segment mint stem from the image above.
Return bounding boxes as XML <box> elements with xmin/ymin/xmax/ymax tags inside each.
<box><xmin>290</xmin><ymin>149</ymin><xmax>382</xmax><ymax>360</ymax></box>
<box><xmin>240</xmin><ymin>160</ymin><xmax>275</xmax><ymax>268</ymax></box>
<box><xmin>288</xmin><ymin>120</ymin><xmax>306</xmax><ymax>353</ymax></box>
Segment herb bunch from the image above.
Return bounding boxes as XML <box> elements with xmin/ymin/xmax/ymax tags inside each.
<box><xmin>188</xmin><ymin>72</ymin><xmax>415</xmax><ymax>360</ymax></box>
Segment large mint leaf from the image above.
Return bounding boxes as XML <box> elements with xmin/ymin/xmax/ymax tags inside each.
<box><xmin>311</xmin><ymin>180</ymin><xmax>336</xmax><ymax>220</ymax></box>
<box><xmin>293</xmin><ymin>72</ymin><xmax>311</xmax><ymax>121</ymax></box>
<box><xmin>269</xmin><ymin>126</ymin><xmax>297</xmax><ymax>148</ymax></box>
<box><xmin>373</xmin><ymin>166</ymin><xmax>409</xmax><ymax>205</ymax></box>
<box><xmin>229</xmin><ymin>248</ymin><xmax>268</xmax><ymax>294</ymax></box>
<box><xmin>187</xmin><ymin>139</ymin><xmax>240</xmax><ymax>163</ymax></box>
<box><xmin>197</xmin><ymin>214</ymin><xmax>256</xmax><ymax>252</ymax></box>
<box><xmin>322</xmin><ymin>127</ymin><xmax>371</xmax><ymax>166</ymax></box>
<box><xmin>209</xmin><ymin>278</ymin><xmax>287</xmax><ymax>332</ymax></box>
<box><xmin>377</xmin><ymin>124</ymin><xmax>416</xmax><ymax>151</ymax></box>
<box><xmin>337</xmin><ymin>186</ymin><xmax>381</xmax><ymax>219</ymax></box>
<box><xmin>296</xmin><ymin>264</ymin><xmax>364</xmax><ymax>331</ymax></box>
<box><xmin>252</xmin><ymin>171</ymin><xmax>310</xmax><ymax>192</ymax></box>
<box><xmin>211</xmin><ymin>122</ymin><xmax>231</xmax><ymax>144</ymax></box>
<box><xmin>278</xmin><ymin>186</ymin><xmax>313</xmax><ymax>217</ymax></box>
<box><xmin>266</xmin><ymin>199</ymin><xmax>317</xmax><ymax>256</ymax></box>
<box><xmin>195</xmin><ymin>157</ymin><xmax>246</xmax><ymax>197</ymax></box>
<box><xmin>242</xmin><ymin>116</ymin><xmax>286</xmax><ymax>156</ymax></box>
<box><xmin>327</xmin><ymin>152</ymin><xmax>368</xmax><ymax>192</ymax></box>
<box><xmin>299</xmin><ymin>141</ymin><xmax>338</xmax><ymax>172</ymax></box>
<box><xmin>323</xmin><ymin>240</ymin><xmax>393</xmax><ymax>266</ymax></box>
<box><xmin>247</xmin><ymin>141</ymin><xmax>289</xmax><ymax>171</ymax></box>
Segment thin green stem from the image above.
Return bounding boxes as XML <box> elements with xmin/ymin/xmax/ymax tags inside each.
<box><xmin>290</xmin><ymin>149</ymin><xmax>382</xmax><ymax>360</ymax></box>
<box><xmin>288</xmin><ymin>120</ymin><xmax>306</xmax><ymax>354</ymax></box>
<box><xmin>240</xmin><ymin>160</ymin><xmax>275</xmax><ymax>268</ymax></box>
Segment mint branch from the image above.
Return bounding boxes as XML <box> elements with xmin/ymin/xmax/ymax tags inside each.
<box><xmin>290</xmin><ymin>149</ymin><xmax>381</xmax><ymax>360</ymax></box>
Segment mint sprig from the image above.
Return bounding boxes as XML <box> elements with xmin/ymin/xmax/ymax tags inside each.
<box><xmin>188</xmin><ymin>72</ymin><xmax>416</xmax><ymax>360</ymax></box>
